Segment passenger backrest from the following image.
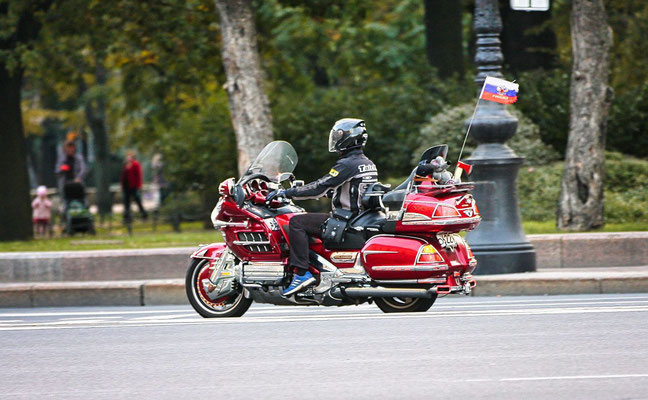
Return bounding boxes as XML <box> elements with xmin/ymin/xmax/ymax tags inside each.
<box><xmin>361</xmin><ymin>182</ymin><xmax>391</xmax><ymax>211</ymax></box>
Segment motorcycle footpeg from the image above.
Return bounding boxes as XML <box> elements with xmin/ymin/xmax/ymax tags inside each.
<box><xmin>295</xmin><ymin>288</ymin><xmax>315</xmax><ymax>298</ymax></box>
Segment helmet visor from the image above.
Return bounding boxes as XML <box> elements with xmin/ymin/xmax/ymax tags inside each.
<box><xmin>328</xmin><ymin>129</ymin><xmax>344</xmax><ymax>152</ymax></box>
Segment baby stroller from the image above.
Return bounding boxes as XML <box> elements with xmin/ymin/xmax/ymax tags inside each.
<box><xmin>62</xmin><ymin>182</ymin><xmax>95</xmax><ymax>235</ymax></box>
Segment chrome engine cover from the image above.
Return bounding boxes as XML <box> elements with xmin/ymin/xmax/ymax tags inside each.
<box><xmin>240</xmin><ymin>262</ymin><xmax>285</xmax><ymax>285</ymax></box>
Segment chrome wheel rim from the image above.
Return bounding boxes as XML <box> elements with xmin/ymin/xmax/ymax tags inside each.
<box><xmin>192</xmin><ymin>259</ymin><xmax>243</xmax><ymax>314</ymax></box>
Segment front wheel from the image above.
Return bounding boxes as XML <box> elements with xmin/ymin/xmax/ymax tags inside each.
<box><xmin>374</xmin><ymin>295</ymin><xmax>437</xmax><ymax>313</ymax></box>
<box><xmin>186</xmin><ymin>258</ymin><xmax>252</xmax><ymax>318</ymax></box>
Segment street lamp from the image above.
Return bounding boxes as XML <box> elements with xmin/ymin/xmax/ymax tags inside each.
<box><xmin>465</xmin><ymin>0</ymin><xmax>536</xmax><ymax>274</ymax></box>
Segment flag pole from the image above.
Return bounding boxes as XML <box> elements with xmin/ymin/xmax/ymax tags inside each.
<box><xmin>454</xmin><ymin>80</ymin><xmax>487</xmax><ymax>180</ymax></box>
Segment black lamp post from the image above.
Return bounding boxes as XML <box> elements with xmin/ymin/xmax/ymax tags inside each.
<box><xmin>465</xmin><ymin>0</ymin><xmax>536</xmax><ymax>274</ymax></box>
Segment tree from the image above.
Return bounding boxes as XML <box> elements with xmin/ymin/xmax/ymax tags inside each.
<box><xmin>214</xmin><ymin>0</ymin><xmax>273</xmax><ymax>175</ymax></box>
<box><xmin>557</xmin><ymin>0</ymin><xmax>613</xmax><ymax>231</ymax></box>
<box><xmin>0</xmin><ymin>1</ymin><xmax>52</xmax><ymax>241</ymax></box>
<box><xmin>423</xmin><ymin>0</ymin><xmax>464</xmax><ymax>78</ymax></box>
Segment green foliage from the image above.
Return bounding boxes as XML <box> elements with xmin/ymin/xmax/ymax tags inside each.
<box><xmin>517</xmin><ymin>152</ymin><xmax>648</xmax><ymax>223</ymax></box>
<box><xmin>517</xmin><ymin>163</ymin><xmax>563</xmax><ymax>221</ymax></box>
<box><xmin>260</xmin><ymin>0</ymin><xmax>473</xmax><ymax>181</ymax></box>
<box><xmin>515</xmin><ymin>68</ymin><xmax>570</xmax><ymax>154</ymax></box>
<box><xmin>607</xmin><ymin>83</ymin><xmax>648</xmax><ymax>158</ymax></box>
<box><xmin>416</xmin><ymin>102</ymin><xmax>560</xmax><ymax>166</ymax></box>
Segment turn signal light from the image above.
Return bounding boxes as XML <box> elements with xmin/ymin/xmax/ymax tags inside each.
<box><xmin>402</xmin><ymin>212</ymin><xmax>432</xmax><ymax>222</ymax></box>
<box><xmin>417</xmin><ymin>245</ymin><xmax>444</xmax><ymax>263</ymax></box>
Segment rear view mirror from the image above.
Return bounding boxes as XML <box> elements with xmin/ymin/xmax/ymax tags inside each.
<box><xmin>231</xmin><ymin>185</ymin><xmax>245</xmax><ymax>207</ymax></box>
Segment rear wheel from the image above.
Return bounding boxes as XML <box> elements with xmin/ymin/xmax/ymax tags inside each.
<box><xmin>185</xmin><ymin>258</ymin><xmax>252</xmax><ymax>318</ymax></box>
<box><xmin>374</xmin><ymin>295</ymin><xmax>437</xmax><ymax>313</ymax></box>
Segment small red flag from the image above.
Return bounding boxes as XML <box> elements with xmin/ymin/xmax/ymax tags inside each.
<box><xmin>457</xmin><ymin>161</ymin><xmax>473</xmax><ymax>176</ymax></box>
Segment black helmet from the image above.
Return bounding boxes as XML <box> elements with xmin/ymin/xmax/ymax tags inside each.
<box><xmin>328</xmin><ymin>118</ymin><xmax>368</xmax><ymax>153</ymax></box>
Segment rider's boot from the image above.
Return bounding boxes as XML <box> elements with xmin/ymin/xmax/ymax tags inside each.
<box><xmin>282</xmin><ymin>270</ymin><xmax>316</xmax><ymax>296</ymax></box>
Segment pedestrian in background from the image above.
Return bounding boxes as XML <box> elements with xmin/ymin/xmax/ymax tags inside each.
<box><xmin>121</xmin><ymin>150</ymin><xmax>148</xmax><ymax>223</ymax></box>
<box><xmin>55</xmin><ymin>140</ymin><xmax>87</xmax><ymax>193</ymax></box>
<box><xmin>31</xmin><ymin>186</ymin><xmax>52</xmax><ymax>238</ymax></box>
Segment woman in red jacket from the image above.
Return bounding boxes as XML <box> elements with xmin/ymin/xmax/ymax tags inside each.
<box><xmin>121</xmin><ymin>151</ymin><xmax>148</xmax><ymax>222</ymax></box>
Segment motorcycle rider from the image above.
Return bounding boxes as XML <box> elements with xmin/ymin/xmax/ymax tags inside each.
<box><xmin>266</xmin><ymin>118</ymin><xmax>378</xmax><ymax>296</ymax></box>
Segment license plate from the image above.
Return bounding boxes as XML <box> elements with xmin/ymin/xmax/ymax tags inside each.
<box><xmin>437</xmin><ymin>233</ymin><xmax>458</xmax><ymax>251</ymax></box>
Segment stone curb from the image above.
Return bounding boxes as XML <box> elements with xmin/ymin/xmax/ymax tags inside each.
<box><xmin>527</xmin><ymin>231</ymin><xmax>648</xmax><ymax>269</ymax></box>
<box><xmin>1</xmin><ymin>269</ymin><xmax>647</xmax><ymax>307</ymax></box>
<box><xmin>2</xmin><ymin>232</ymin><xmax>648</xmax><ymax>284</ymax></box>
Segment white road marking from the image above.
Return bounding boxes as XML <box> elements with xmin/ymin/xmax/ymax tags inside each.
<box><xmin>501</xmin><ymin>374</ymin><xmax>648</xmax><ymax>382</ymax></box>
<box><xmin>2</xmin><ymin>294</ymin><xmax>647</xmax><ymax>319</ymax></box>
<box><xmin>131</xmin><ymin>313</ymin><xmax>198</xmax><ymax>321</ymax></box>
<box><xmin>1</xmin><ymin>304</ymin><xmax>647</xmax><ymax>331</ymax></box>
<box><xmin>0</xmin><ymin>309</ymin><xmax>192</xmax><ymax>318</ymax></box>
<box><xmin>59</xmin><ymin>316</ymin><xmax>122</xmax><ymax>321</ymax></box>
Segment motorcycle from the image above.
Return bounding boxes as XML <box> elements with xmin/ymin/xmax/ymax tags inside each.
<box><xmin>186</xmin><ymin>141</ymin><xmax>481</xmax><ymax>317</ymax></box>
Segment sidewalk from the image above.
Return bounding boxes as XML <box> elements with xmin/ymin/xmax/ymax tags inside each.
<box><xmin>2</xmin><ymin>267</ymin><xmax>647</xmax><ymax>308</ymax></box>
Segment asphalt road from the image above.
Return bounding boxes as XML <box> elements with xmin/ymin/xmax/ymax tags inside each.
<box><xmin>1</xmin><ymin>293</ymin><xmax>648</xmax><ymax>400</ymax></box>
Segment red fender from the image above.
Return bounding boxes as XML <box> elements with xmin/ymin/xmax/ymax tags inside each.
<box><xmin>190</xmin><ymin>243</ymin><xmax>227</xmax><ymax>260</ymax></box>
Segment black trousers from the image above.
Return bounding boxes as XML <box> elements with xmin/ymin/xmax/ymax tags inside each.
<box><xmin>289</xmin><ymin>213</ymin><xmax>329</xmax><ymax>271</ymax></box>
<box><xmin>123</xmin><ymin>188</ymin><xmax>147</xmax><ymax>221</ymax></box>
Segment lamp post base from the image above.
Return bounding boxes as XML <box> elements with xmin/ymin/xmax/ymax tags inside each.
<box><xmin>471</xmin><ymin>243</ymin><xmax>536</xmax><ymax>275</ymax></box>
<box><xmin>465</xmin><ymin>156</ymin><xmax>536</xmax><ymax>275</ymax></box>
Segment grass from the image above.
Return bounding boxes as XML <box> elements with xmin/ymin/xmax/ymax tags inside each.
<box><xmin>0</xmin><ymin>220</ymin><xmax>222</xmax><ymax>252</ymax></box>
<box><xmin>522</xmin><ymin>220</ymin><xmax>648</xmax><ymax>235</ymax></box>
<box><xmin>1</xmin><ymin>219</ymin><xmax>646</xmax><ymax>253</ymax></box>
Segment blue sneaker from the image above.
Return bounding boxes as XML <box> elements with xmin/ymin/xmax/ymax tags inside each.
<box><xmin>282</xmin><ymin>271</ymin><xmax>316</xmax><ymax>296</ymax></box>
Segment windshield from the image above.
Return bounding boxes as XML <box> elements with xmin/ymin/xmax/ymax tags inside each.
<box><xmin>241</xmin><ymin>141</ymin><xmax>298</xmax><ymax>182</ymax></box>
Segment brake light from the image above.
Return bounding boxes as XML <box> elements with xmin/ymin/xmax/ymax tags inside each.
<box><xmin>465</xmin><ymin>242</ymin><xmax>474</xmax><ymax>259</ymax></box>
<box><xmin>417</xmin><ymin>245</ymin><xmax>444</xmax><ymax>263</ymax></box>
<box><xmin>433</xmin><ymin>204</ymin><xmax>461</xmax><ymax>217</ymax></box>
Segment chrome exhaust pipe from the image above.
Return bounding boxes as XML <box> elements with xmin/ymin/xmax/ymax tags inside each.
<box><xmin>333</xmin><ymin>286</ymin><xmax>435</xmax><ymax>299</ymax></box>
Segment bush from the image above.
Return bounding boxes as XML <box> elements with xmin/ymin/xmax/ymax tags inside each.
<box><xmin>517</xmin><ymin>163</ymin><xmax>563</xmax><ymax>221</ymax></box>
<box><xmin>517</xmin><ymin>152</ymin><xmax>648</xmax><ymax>224</ymax></box>
<box><xmin>158</xmin><ymin>190</ymin><xmax>205</xmax><ymax>231</ymax></box>
<box><xmin>415</xmin><ymin>103</ymin><xmax>560</xmax><ymax>166</ymax></box>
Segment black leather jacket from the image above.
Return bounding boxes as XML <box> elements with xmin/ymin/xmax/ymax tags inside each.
<box><xmin>285</xmin><ymin>149</ymin><xmax>378</xmax><ymax>213</ymax></box>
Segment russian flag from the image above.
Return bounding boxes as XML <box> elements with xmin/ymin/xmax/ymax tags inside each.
<box><xmin>480</xmin><ymin>76</ymin><xmax>519</xmax><ymax>104</ymax></box>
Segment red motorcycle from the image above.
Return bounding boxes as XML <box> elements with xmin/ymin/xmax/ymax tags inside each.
<box><xmin>186</xmin><ymin>141</ymin><xmax>480</xmax><ymax>317</ymax></box>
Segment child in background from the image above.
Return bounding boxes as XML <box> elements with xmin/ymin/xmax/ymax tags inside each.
<box><xmin>32</xmin><ymin>186</ymin><xmax>52</xmax><ymax>237</ymax></box>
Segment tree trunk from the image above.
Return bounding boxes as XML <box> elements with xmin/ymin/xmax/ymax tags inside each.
<box><xmin>500</xmin><ymin>4</ymin><xmax>557</xmax><ymax>72</ymax></box>
<box><xmin>0</xmin><ymin>1</ymin><xmax>53</xmax><ymax>241</ymax></box>
<box><xmin>214</xmin><ymin>0</ymin><xmax>273</xmax><ymax>176</ymax></box>
<box><xmin>84</xmin><ymin>61</ymin><xmax>112</xmax><ymax>219</ymax></box>
<box><xmin>557</xmin><ymin>0</ymin><xmax>613</xmax><ymax>231</ymax></box>
<box><xmin>423</xmin><ymin>0</ymin><xmax>464</xmax><ymax>78</ymax></box>
<box><xmin>0</xmin><ymin>64</ymin><xmax>33</xmax><ymax>241</ymax></box>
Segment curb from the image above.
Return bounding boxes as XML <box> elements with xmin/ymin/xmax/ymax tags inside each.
<box><xmin>1</xmin><ymin>269</ymin><xmax>647</xmax><ymax>307</ymax></box>
<box><xmin>2</xmin><ymin>232</ymin><xmax>648</xmax><ymax>284</ymax></box>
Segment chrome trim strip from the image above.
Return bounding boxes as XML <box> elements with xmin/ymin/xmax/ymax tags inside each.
<box><xmin>214</xmin><ymin>220</ymin><xmax>249</xmax><ymax>228</ymax></box>
<box><xmin>418</xmin><ymin>278</ymin><xmax>447</xmax><ymax>284</ymax></box>
<box><xmin>233</xmin><ymin>240</ymin><xmax>271</xmax><ymax>245</ymax></box>
<box><xmin>401</xmin><ymin>216</ymin><xmax>482</xmax><ymax>225</ymax></box>
<box><xmin>373</xmin><ymin>279</ymin><xmax>419</xmax><ymax>284</ymax></box>
<box><xmin>371</xmin><ymin>265</ymin><xmax>448</xmax><ymax>271</ymax></box>
<box><xmin>362</xmin><ymin>250</ymin><xmax>398</xmax><ymax>264</ymax></box>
